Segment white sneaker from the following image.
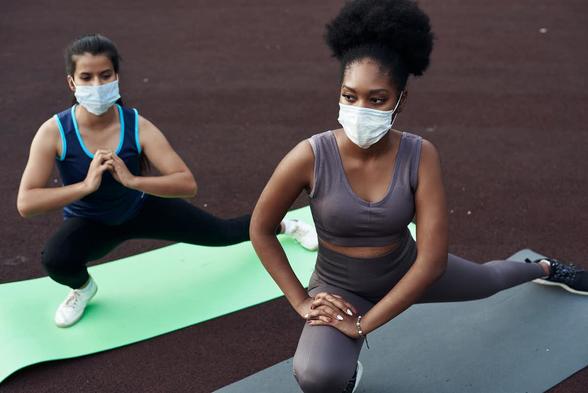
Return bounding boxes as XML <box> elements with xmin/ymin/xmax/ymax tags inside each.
<box><xmin>283</xmin><ymin>219</ymin><xmax>318</xmax><ymax>251</ymax></box>
<box><xmin>54</xmin><ymin>276</ymin><xmax>98</xmax><ymax>328</ymax></box>
<box><xmin>352</xmin><ymin>361</ymin><xmax>363</xmax><ymax>393</ymax></box>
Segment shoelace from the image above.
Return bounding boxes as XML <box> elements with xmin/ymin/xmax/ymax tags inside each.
<box><xmin>291</xmin><ymin>221</ymin><xmax>306</xmax><ymax>237</ymax></box>
<box><xmin>551</xmin><ymin>261</ymin><xmax>577</xmax><ymax>285</ymax></box>
<box><xmin>64</xmin><ymin>290</ymin><xmax>82</xmax><ymax>308</ymax></box>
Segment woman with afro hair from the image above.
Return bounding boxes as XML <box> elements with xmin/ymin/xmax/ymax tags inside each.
<box><xmin>250</xmin><ymin>0</ymin><xmax>587</xmax><ymax>392</ymax></box>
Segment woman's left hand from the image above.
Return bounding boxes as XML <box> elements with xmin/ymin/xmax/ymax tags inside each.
<box><xmin>110</xmin><ymin>153</ymin><xmax>136</xmax><ymax>188</ymax></box>
<box><xmin>305</xmin><ymin>293</ymin><xmax>360</xmax><ymax>339</ymax></box>
<box><xmin>306</xmin><ymin>308</ymin><xmax>360</xmax><ymax>338</ymax></box>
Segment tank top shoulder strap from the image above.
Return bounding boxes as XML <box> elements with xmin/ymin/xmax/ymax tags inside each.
<box><xmin>53</xmin><ymin>106</ymin><xmax>77</xmax><ymax>161</ymax></box>
<box><xmin>119</xmin><ymin>105</ymin><xmax>142</xmax><ymax>155</ymax></box>
<box><xmin>399</xmin><ymin>131</ymin><xmax>423</xmax><ymax>192</ymax></box>
<box><xmin>307</xmin><ymin>130</ymin><xmax>343</xmax><ymax>198</ymax></box>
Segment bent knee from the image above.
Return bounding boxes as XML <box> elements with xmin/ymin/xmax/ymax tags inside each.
<box><xmin>293</xmin><ymin>358</ymin><xmax>351</xmax><ymax>393</ymax></box>
<box><xmin>41</xmin><ymin>246</ymin><xmax>80</xmax><ymax>272</ymax></box>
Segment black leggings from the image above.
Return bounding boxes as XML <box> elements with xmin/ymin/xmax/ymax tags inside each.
<box><xmin>41</xmin><ymin>196</ymin><xmax>251</xmax><ymax>289</ymax></box>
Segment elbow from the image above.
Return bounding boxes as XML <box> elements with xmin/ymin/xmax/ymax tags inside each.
<box><xmin>189</xmin><ymin>179</ymin><xmax>198</xmax><ymax>198</ymax></box>
<box><xmin>433</xmin><ymin>256</ymin><xmax>448</xmax><ymax>280</ymax></box>
<box><xmin>249</xmin><ymin>219</ymin><xmax>260</xmax><ymax>246</ymax></box>
<box><xmin>249</xmin><ymin>215</ymin><xmax>271</xmax><ymax>248</ymax></box>
<box><xmin>186</xmin><ymin>173</ymin><xmax>197</xmax><ymax>198</ymax></box>
<box><xmin>417</xmin><ymin>254</ymin><xmax>447</xmax><ymax>282</ymax></box>
<box><xmin>16</xmin><ymin>198</ymin><xmax>32</xmax><ymax>218</ymax></box>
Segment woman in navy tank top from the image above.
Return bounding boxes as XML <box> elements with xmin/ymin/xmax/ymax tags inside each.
<box><xmin>249</xmin><ymin>1</ymin><xmax>588</xmax><ymax>392</ymax></box>
<box><xmin>17</xmin><ymin>34</ymin><xmax>318</xmax><ymax>328</ymax></box>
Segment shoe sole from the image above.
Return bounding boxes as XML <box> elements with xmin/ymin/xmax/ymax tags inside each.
<box><xmin>55</xmin><ymin>282</ymin><xmax>98</xmax><ymax>328</ymax></box>
<box><xmin>352</xmin><ymin>361</ymin><xmax>363</xmax><ymax>393</ymax></box>
<box><xmin>533</xmin><ymin>278</ymin><xmax>588</xmax><ymax>296</ymax></box>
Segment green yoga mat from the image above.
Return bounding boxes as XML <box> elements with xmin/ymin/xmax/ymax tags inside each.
<box><xmin>3</xmin><ymin>206</ymin><xmax>389</xmax><ymax>384</ymax></box>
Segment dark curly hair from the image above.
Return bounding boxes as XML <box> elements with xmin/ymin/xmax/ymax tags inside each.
<box><xmin>325</xmin><ymin>0</ymin><xmax>434</xmax><ymax>93</ymax></box>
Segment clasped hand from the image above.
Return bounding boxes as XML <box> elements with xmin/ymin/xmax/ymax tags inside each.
<box><xmin>297</xmin><ymin>292</ymin><xmax>361</xmax><ymax>339</ymax></box>
<box><xmin>83</xmin><ymin>149</ymin><xmax>135</xmax><ymax>192</ymax></box>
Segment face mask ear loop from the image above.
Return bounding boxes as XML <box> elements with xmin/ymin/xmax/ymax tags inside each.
<box><xmin>392</xmin><ymin>90</ymin><xmax>404</xmax><ymax>112</ymax></box>
<box><xmin>68</xmin><ymin>76</ymin><xmax>77</xmax><ymax>91</ymax></box>
<box><xmin>389</xmin><ymin>90</ymin><xmax>405</xmax><ymax>126</ymax></box>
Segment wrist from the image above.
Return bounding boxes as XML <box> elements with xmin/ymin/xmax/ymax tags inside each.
<box><xmin>293</xmin><ymin>295</ymin><xmax>312</xmax><ymax>317</ymax></box>
<box><xmin>355</xmin><ymin>315</ymin><xmax>365</xmax><ymax>337</ymax></box>
<box><xmin>126</xmin><ymin>175</ymin><xmax>140</xmax><ymax>190</ymax></box>
<box><xmin>355</xmin><ymin>315</ymin><xmax>370</xmax><ymax>348</ymax></box>
<box><xmin>80</xmin><ymin>180</ymin><xmax>94</xmax><ymax>195</ymax></box>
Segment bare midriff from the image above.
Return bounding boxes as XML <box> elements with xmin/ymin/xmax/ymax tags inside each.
<box><xmin>319</xmin><ymin>238</ymin><xmax>402</xmax><ymax>258</ymax></box>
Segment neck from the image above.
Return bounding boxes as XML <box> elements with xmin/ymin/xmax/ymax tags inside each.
<box><xmin>76</xmin><ymin>105</ymin><xmax>117</xmax><ymax>129</ymax></box>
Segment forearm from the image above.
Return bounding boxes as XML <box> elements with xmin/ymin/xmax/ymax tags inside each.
<box><xmin>128</xmin><ymin>172</ymin><xmax>197</xmax><ymax>198</ymax></box>
<box><xmin>361</xmin><ymin>257</ymin><xmax>446</xmax><ymax>334</ymax></box>
<box><xmin>17</xmin><ymin>182</ymin><xmax>90</xmax><ymax>218</ymax></box>
<box><xmin>251</xmin><ymin>231</ymin><xmax>309</xmax><ymax>313</ymax></box>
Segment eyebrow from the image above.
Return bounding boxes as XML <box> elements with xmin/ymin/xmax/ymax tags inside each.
<box><xmin>78</xmin><ymin>69</ymin><xmax>113</xmax><ymax>77</ymax></box>
<box><xmin>341</xmin><ymin>85</ymin><xmax>389</xmax><ymax>94</ymax></box>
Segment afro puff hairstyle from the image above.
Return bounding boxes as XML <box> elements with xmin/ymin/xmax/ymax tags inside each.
<box><xmin>325</xmin><ymin>0</ymin><xmax>434</xmax><ymax>92</ymax></box>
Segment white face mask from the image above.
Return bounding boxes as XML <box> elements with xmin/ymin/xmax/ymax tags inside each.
<box><xmin>338</xmin><ymin>91</ymin><xmax>404</xmax><ymax>149</ymax></box>
<box><xmin>73</xmin><ymin>78</ymin><xmax>121</xmax><ymax>116</ymax></box>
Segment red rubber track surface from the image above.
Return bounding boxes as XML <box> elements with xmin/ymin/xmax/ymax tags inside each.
<box><xmin>1</xmin><ymin>1</ymin><xmax>586</xmax><ymax>391</ymax></box>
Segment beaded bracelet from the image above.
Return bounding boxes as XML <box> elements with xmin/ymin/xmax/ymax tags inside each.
<box><xmin>355</xmin><ymin>315</ymin><xmax>370</xmax><ymax>349</ymax></box>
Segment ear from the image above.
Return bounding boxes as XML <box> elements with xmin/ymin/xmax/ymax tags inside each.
<box><xmin>67</xmin><ymin>75</ymin><xmax>76</xmax><ymax>93</ymax></box>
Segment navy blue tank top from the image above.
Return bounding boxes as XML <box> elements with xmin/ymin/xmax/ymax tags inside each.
<box><xmin>54</xmin><ymin>104</ymin><xmax>145</xmax><ymax>225</ymax></box>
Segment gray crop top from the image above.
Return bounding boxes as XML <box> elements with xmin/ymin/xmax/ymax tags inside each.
<box><xmin>308</xmin><ymin>130</ymin><xmax>422</xmax><ymax>247</ymax></box>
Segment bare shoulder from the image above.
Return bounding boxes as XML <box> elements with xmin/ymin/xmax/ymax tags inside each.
<box><xmin>33</xmin><ymin>117</ymin><xmax>61</xmax><ymax>154</ymax></box>
<box><xmin>37</xmin><ymin>117</ymin><xmax>60</xmax><ymax>141</ymax></box>
<box><xmin>278</xmin><ymin>138</ymin><xmax>315</xmax><ymax>174</ymax></box>
<box><xmin>135</xmin><ymin>114</ymin><xmax>168</xmax><ymax>152</ymax></box>
<box><xmin>291</xmin><ymin>138</ymin><xmax>315</xmax><ymax>163</ymax></box>
<box><xmin>419</xmin><ymin>137</ymin><xmax>441</xmax><ymax>165</ymax></box>
<box><xmin>136</xmin><ymin>114</ymin><xmax>160</xmax><ymax>135</ymax></box>
<box><xmin>270</xmin><ymin>137</ymin><xmax>316</xmax><ymax>191</ymax></box>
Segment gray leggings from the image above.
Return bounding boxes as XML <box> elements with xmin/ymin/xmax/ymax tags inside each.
<box><xmin>293</xmin><ymin>237</ymin><xmax>545</xmax><ymax>393</ymax></box>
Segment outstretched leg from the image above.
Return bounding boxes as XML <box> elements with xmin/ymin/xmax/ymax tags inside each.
<box><xmin>418</xmin><ymin>253</ymin><xmax>546</xmax><ymax>303</ymax></box>
<box><xmin>122</xmin><ymin>196</ymin><xmax>317</xmax><ymax>249</ymax></box>
<box><xmin>121</xmin><ymin>196</ymin><xmax>252</xmax><ymax>246</ymax></box>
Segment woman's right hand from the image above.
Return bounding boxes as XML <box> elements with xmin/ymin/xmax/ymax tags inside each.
<box><xmin>83</xmin><ymin>149</ymin><xmax>114</xmax><ymax>193</ymax></box>
<box><xmin>296</xmin><ymin>292</ymin><xmax>357</xmax><ymax>323</ymax></box>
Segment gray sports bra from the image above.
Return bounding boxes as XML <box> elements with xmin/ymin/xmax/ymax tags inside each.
<box><xmin>308</xmin><ymin>130</ymin><xmax>422</xmax><ymax>247</ymax></box>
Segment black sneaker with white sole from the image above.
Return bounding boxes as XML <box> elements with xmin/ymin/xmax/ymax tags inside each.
<box><xmin>526</xmin><ymin>257</ymin><xmax>588</xmax><ymax>296</ymax></box>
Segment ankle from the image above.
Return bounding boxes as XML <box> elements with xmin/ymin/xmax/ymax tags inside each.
<box><xmin>539</xmin><ymin>260</ymin><xmax>551</xmax><ymax>277</ymax></box>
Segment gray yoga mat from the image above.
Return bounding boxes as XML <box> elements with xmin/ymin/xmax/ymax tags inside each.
<box><xmin>216</xmin><ymin>249</ymin><xmax>588</xmax><ymax>393</ymax></box>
